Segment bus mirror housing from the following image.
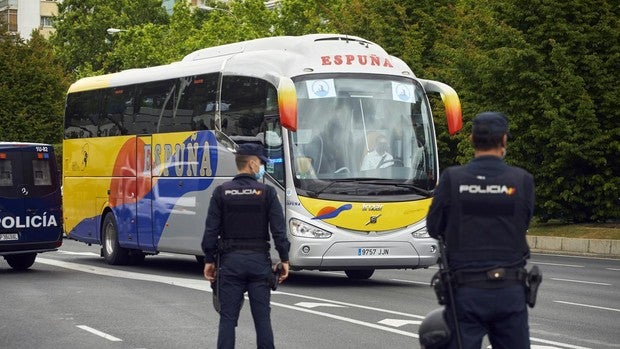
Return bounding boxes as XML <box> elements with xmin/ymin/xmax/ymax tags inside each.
<box><xmin>278</xmin><ymin>77</ymin><xmax>297</xmax><ymax>131</ymax></box>
<box><xmin>420</xmin><ymin>79</ymin><xmax>462</xmax><ymax>135</ymax></box>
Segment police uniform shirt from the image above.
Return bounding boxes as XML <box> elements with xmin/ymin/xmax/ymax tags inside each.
<box><xmin>427</xmin><ymin>156</ymin><xmax>535</xmax><ymax>270</ymax></box>
<box><xmin>201</xmin><ymin>174</ymin><xmax>290</xmax><ymax>263</ymax></box>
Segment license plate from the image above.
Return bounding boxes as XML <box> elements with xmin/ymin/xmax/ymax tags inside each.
<box><xmin>357</xmin><ymin>248</ymin><xmax>389</xmax><ymax>256</ymax></box>
<box><xmin>0</xmin><ymin>233</ymin><xmax>19</xmax><ymax>241</ymax></box>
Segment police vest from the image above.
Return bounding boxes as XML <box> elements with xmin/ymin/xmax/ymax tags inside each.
<box><xmin>445</xmin><ymin>166</ymin><xmax>530</xmax><ymax>263</ymax></box>
<box><xmin>219</xmin><ymin>180</ymin><xmax>269</xmax><ymax>241</ymax></box>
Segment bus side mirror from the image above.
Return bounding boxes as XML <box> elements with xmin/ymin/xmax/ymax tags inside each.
<box><xmin>278</xmin><ymin>77</ymin><xmax>297</xmax><ymax>131</ymax></box>
<box><xmin>419</xmin><ymin>79</ymin><xmax>462</xmax><ymax>135</ymax></box>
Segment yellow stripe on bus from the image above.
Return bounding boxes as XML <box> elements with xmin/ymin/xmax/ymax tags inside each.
<box><xmin>298</xmin><ymin>196</ymin><xmax>431</xmax><ymax>232</ymax></box>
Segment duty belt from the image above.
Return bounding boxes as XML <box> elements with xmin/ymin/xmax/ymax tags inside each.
<box><xmin>454</xmin><ymin>267</ymin><xmax>527</xmax><ymax>288</ymax></box>
<box><xmin>218</xmin><ymin>239</ymin><xmax>269</xmax><ymax>253</ymax></box>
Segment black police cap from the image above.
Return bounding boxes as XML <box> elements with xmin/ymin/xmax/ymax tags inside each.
<box><xmin>236</xmin><ymin>143</ymin><xmax>269</xmax><ymax>164</ymax></box>
<box><xmin>472</xmin><ymin>112</ymin><xmax>510</xmax><ymax>138</ymax></box>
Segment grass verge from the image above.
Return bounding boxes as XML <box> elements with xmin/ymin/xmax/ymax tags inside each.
<box><xmin>528</xmin><ymin>221</ymin><xmax>619</xmax><ymax>240</ymax></box>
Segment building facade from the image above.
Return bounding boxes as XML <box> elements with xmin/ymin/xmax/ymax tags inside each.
<box><xmin>0</xmin><ymin>0</ymin><xmax>59</xmax><ymax>39</ymax></box>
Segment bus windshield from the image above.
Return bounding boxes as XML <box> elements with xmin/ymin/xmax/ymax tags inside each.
<box><xmin>290</xmin><ymin>74</ymin><xmax>437</xmax><ymax>198</ymax></box>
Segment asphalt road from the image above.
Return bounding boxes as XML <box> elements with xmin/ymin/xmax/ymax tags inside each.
<box><xmin>1</xmin><ymin>239</ymin><xmax>618</xmax><ymax>349</ymax></box>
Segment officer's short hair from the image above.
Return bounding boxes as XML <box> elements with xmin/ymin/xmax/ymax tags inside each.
<box><xmin>235</xmin><ymin>155</ymin><xmax>252</xmax><ymax>170</ymax></box>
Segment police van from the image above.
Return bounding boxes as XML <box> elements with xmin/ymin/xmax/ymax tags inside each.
<box><xmin>0</xmin><ymin>142</ymin><xmax>62</xmax><ymax>270</ymax></box>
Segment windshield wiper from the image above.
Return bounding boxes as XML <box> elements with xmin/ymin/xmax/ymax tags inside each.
<box><xmin>353</xmin><ymin>180</ymin><xmax>433</xmax><ymax>197</ymax></box>
<box><xmin>307</xmin><ymin>179</ymin><xmax>358</xmax><ymax>198</ymax></box>
<box><xmin>307</xmin><ymin>179</ymin><xmax>432</xmax><ymax>198</ymax></box>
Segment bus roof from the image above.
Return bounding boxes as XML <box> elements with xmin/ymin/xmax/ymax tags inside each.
<box><xmin>68</xmin><ymin>34</ymin><xmax>416</xmax><ymax>93</ymax></box>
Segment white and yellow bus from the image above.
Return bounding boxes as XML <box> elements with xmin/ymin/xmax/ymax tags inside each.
<box><xmin>63</xmin><ymin>34</ymin><xmax>462</xmax><ymax>279</ymax></box>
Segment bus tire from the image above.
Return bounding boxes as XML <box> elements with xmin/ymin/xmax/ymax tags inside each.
<box><xmin>195</xmin><ymin>255</ymin><xmax>205</xmax><ymax>265</ymax></box>
<box><xmin>344</xmin><ymin>269</ymin><xmax>374</xmax><ymax>279</ymax></box>
<box><xmin>102</xmin><ymin>213</ymin><xmax>130</xmax><ymax>265</ymax></box>
<box><xmin>128</xmin><ymin>251</ymin><xmax>146</xmax><ymax>265</ymax></box>
<box><xmin>5</xmin><ymin>253</ymin><xmax>37</xmax><ymax>270</ymax></box>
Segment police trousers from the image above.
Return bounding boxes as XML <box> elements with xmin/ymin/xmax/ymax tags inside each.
<box><xmin>445</xmin><ymin>284</ymin><xmax>530</xmax><ymax>349</ymax></box>
<box><xmin>217</xmin><ymin>251</ymin><xmax>274</xmax><ymax>349</ymax></box>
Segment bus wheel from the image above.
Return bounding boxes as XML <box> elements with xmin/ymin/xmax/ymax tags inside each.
<box><xmin>195</xmin><ymin>255</ymin><xmax>205</xmax><ymax>265</ymax></box>
<box><xmin>102</xmin><ymin>213</ymin><xmax>130</xmax><ymax>265</ymax></box>
<box><xmin>128</xmin><ymin>251</ymin><xmax>146</xmax><ymax>265</ymax></box>
<box><xmin>5</xmin><ymin>253</ymin><xmax>37</xmax><ymax>270</ymax></box>
<box><xmin>344</xmin><ymin>269</ymin><xmax>374</xmax><ymax>280</ymax></box>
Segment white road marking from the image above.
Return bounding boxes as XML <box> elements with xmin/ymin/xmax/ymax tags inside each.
<box><xmin>550</xmin><ymin>278</ymin><xmax>611</xmax><ymax>286</ymax></box>
<box><xmin>606</xmin><ymin>268</ymin><xmax>620</xmax><ymax>271</ymax></box>
<box><xmin>295</xmin><ymin>302</ymin><xmax>346</xmax><ymax>309</ymax></box>
<box><xmin>378</xmin><ymin>319</ymin><xmax>421</xmax><ymax>327</ymax></box>
<box><xmin>390</xmin><ymin>278</ymin><xmax>430</xmax><ymax>286</ymax></box>
<box><xmin>56</xmin><ymin>251</ymin><xmax>99</xmax><ymax>257</ymax></box>
<box><xmin>76</xmin><ymin>325</ymin><xmax>122</xmax><ymax>342</ymax></box>
<box><xmin>533</xmin><ymin>262</ymin><xmax>584</xmax><ymax>268</ymax></box>
<box><xmin>36</xmin><ymin>257</ymin><xmax>596</xmax><ymax>348</ymax></box>
<box><xmin>554</xmin><ymin>300</ymin><xmax>620</xmax><ymax>313</ymax></box>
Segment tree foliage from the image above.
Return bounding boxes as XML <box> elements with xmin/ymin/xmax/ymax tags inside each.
<box><xmin>49</xmin><ymin>0</ymin><xmax>169</xmax><ymax>75</ymax></box>
<box><xmin>0</xmin><ymin>27</ymin><xmax>69</xmax><ymax>144</ymax></box>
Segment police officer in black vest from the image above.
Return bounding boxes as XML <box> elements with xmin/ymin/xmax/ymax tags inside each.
<box><xmin>427</xmin><ymin>112</ymin><xmax>535</xmax><ymax>348</ymax></box>
<box><xmin>202</xmin><ymin>143</ymin><xmax>290</xmax><ymax>349</ymax></box>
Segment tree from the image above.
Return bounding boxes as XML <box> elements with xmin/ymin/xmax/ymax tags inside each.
<box><xmin>50</xmin><ymin>0</ymin><xmax>169</xmax><ymax>75</ymax></box>
<box><xmin>435</xmin><ymin>0</ymin><xmax>619</xmax><ymax>222</ymax></box>
<box><xmin>0</xmin><ymin>27</ymin><xmax>69</xmax><ymax>144</ymax></box>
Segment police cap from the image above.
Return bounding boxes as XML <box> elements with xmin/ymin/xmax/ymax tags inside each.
<box><xmin>472</xmin><ymin>111</ymin><xmax>510</xmax><ymax>138</ymax></box>
<box><xmin>236</xmin><ymin>143</ymin><xmax>269</xmax><ymax>164</ymax></box>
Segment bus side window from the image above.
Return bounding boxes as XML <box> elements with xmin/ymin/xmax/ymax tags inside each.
<box><xmin>65</xmin><ymin>90</ymin><xmax>103</xmax><ymax>139</ymax></box>
<box><xmin>176</xmin><ymin>73</ymin><xmax>217</xmax><ymax>131</ymax></box>
<box><xmin>132</xmin><ymin>80</ymin><xmax>174</xmax><ymax>135</ymax></box>
<box><xmin>104</xmin><ymin>87</ymin><xmax>134</xmax><ymax>136</ymax></box>
<box><xmin>221</xmin><ymin>76</ymin><xmax>284</xmax><ymax>186</ymax></box>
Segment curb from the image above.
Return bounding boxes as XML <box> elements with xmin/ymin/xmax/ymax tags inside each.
<box><xmin>527</xmin><ymin>236</ymin><xmax>620</xmax><ymax>259</ymax></box>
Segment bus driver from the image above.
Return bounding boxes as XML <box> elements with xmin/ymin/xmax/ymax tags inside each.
<box><xmin>361</xmin><ymin>134</ymin><xmax>393</xmax><ymax>170</ymax></box>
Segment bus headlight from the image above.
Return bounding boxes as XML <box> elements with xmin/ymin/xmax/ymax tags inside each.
<box><xmin>411</xmin><ymin>226</ymin><xmax>430</xmax><ymax>238</ymax></box>
<box><xmin>290</xmin><ymin>219</ymin><xmax>332</xmax><ymax>239</ymax></box>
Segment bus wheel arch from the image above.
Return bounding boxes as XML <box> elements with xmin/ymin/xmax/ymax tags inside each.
<box><xmin>4</xmin><ymin>253</ymin><xmax>37</xmax><ymax>270</ymax></box>
<box><xmin>344</xmin><ymin>269</ymin><xmax>375</xmax><ymax>280</ymax></box>
<box><xmin>101</xmin><ymin>211</ymin><xmax>130</xmax><ymax>265</ymax></box>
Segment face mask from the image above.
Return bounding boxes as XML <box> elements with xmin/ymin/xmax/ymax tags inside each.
<box><xmin>254</xmin><ymin>164</ymin><xmax>265</xmax><ymax>180</ymax></box>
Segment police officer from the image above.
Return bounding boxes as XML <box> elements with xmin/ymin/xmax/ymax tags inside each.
<box><xmin>427</xmin><ymin>112</ymin><xmax>535</xmax><ymax>348</ymax></box>
<box><xmin>202</xmin><ymin>143</ymin><xmax>290</xmax><ymax>349</ymax></box>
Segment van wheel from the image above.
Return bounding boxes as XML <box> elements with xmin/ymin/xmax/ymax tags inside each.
<box><xmin>5</xmin><ymin>253</ymin><xmax>37</xmax><ymax>270</ymax></box>
<box><xmin>102</xmin><ymin>213</ymin><xmax>130</xmax><ymax>265</ymax></box>
<box><xmin>345</xmin><ymin>269</ymin><xmax>375</xmax><ymax>280</ymax></box>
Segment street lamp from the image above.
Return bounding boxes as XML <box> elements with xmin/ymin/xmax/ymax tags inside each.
<box><xmin>106</xmin><ymin>28</ymin><xmax>127</xmax><ymax>35</ymax></box>
<box><xmin>197</xmin><ymin>5</ymin><xmax>239</xmax><ymax>23</ymax></box>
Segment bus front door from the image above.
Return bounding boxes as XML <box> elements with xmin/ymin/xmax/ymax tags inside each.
<box><xmin>136</xmin><ymin>136</ymin><xmax>155</xmax><ymax>251</ymax></box>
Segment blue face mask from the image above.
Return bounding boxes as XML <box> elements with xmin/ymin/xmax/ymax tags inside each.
<box><xmin>254</xmin><ymin>164</ymin><xmax>265</xmax><ymax>180</ymax></box>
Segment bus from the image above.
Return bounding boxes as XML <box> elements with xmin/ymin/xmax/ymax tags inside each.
<box><xmin>0</xmin><ymin>142</ymin><xmax>63</xmax><ymax>270</ymax></box>
<box><xmin>63</xmin><ymin>34</ymin><xmax>462</xmax><ymax>278</ymax></box>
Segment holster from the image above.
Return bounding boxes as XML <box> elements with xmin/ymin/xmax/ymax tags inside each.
<box><xmin>526</xmin><ymin>265</ymin><xmax>542</xmax><ymax>308</ymax></box>
<box><xmin>431</xmin><ymin>270</ymin><xmax>452</xmax><ymax>305</ymax></box>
